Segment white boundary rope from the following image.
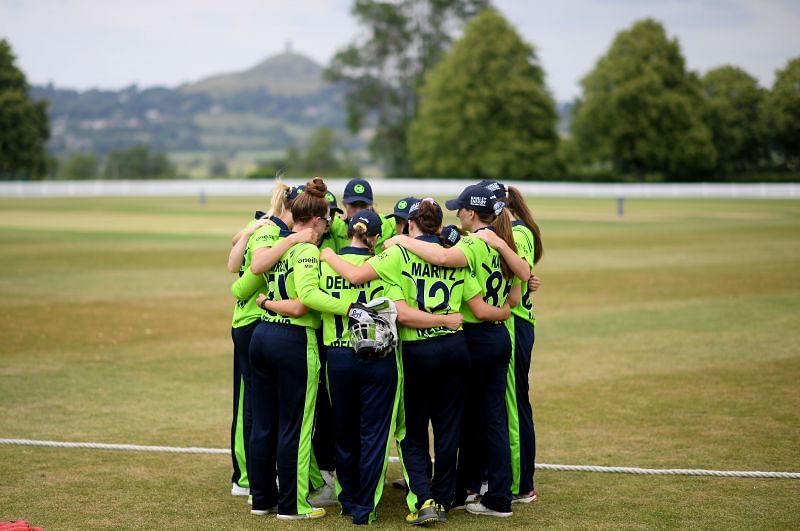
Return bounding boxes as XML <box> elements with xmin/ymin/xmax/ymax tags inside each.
<box><xmin>2</xmin><ymin>438</ymin><xmax>798</xmax><ymax>479</ymax></box>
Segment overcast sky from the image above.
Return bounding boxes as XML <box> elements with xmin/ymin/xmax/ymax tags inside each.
<box><xmin>2</xmin><ymin>0</ymin><xmax>798</xmax><ymax>102</ymax></box>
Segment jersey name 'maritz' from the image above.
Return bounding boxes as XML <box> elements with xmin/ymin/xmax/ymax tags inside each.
<box><xmin>368</xmin><ymin>241</ymin><xmax>480</xmax><ymax>342</ymax></box>
<box><xmin>456</xmin><ymin>234</ymin><xmax>516</xmax><ymax>324</ymax></box>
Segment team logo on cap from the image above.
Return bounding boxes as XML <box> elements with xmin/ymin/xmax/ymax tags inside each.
<box><xmin>486</xmin><ymin>182</ymin><xmax>501</xmax><ymax>192</ymax></box>
<box><xmin>397</xmin><ymin>200</ymin><xmax>408</xmax><ymax>210</ymax></box>
<box><xmin>470</xmin><ymin>196</ymin><xmax>487</xmax><ymax>207</ymax></box>
<box><xmin>326</xmin><ymin>192</ymin><xmax>335</xmax><ymax>202</ymax></box>
<box><xmin>354</xmin><ymin>184</ymin><xmax>365</xmax><ymax>194</ymax></box>
<box><xmin>408</xmin><ymin>201</ymin><xmax>421</xmax><ymax>214</ymax></box>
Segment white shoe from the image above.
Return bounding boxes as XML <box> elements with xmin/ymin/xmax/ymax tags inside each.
<box><xmin>465</xmin><ymin>491</ymin><xmax>478</xmax><ymax>503</ymax></box>
<box><xmin>308</xmin><ymin>483</ymin><xmax>338</xmax><ymax>507</ymax></box>
<box><xmin>512</xmin><ymin>490</ymin><xmax>538</xmax><ymax>504</ymax></box>
<box><xmin>466</xmin><ymin>502</ymin><xmax>512</xmax><ymax>518</ymax></box>
<box><xmin>231</xmin><ymin>483</ymin><xmax>250</xmax><ymax>496</ymax></box>
<box><xmin>321</xmin><ymin>469</ymin><xmax>336</xmax><ymax>486</ymax></box>
<box><xmin>277</xmin><ymin>507</ymin><xmax>326</xmax><ymax>520</ymax></box>
<box><xmin>251</xmin><ymin>505</ymin><xmax>278</xmax><ymax>516</ymax></box>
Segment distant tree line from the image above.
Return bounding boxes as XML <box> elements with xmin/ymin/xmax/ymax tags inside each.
<box><xmin>247</xmin><ymin>127</ymin><xmax>360</xmax><ymax>180</ymax></box>
<box><xmin>56</xmin><ymin>145</ymin><xmax>175</xmax><ymax>179</ymax></box>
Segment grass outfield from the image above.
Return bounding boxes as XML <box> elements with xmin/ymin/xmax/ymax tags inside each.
<box><xmin>0</xmin><ymin>195</ymin><xmax>798</xmax><ymax>529</ymax></box>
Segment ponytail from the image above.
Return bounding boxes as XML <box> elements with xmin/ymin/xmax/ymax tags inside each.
<box><xmin>266</xmin><ymin>181</ymin><xmax>291</xmax><ymax>218</ymax></box>
<box><xmin>507</xmin><ymin>186</ymin><xmax>543</xmax><ymax>264</ymax></box>
<box><xmin>477</xmin><ymin>208</ymin><xmax>517</xmax><ymax>280</ymax></box>
<box><xmin>347</xmin><ymin>223</ymin><xmax>375</xmax><ymax>254</ymax></box>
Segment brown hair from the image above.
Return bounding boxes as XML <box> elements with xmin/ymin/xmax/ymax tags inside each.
<box><xmin>409</xmin><ymin>200</ymin><xmax>443</xmax><ymax>236</ymax></box>
<box><xmin>291</xmin><ymin>178</ymin><xmax>328</xmax><ymax>222</ymax></box>
<box><xmin>266</xmin><ymin>181</ymin><xmax>291</xmax><ymax>218</ymax></box>
<box><xmin>507</xmin><ymin>186</ymin><xmax>543</xmax><ymax>264</ymax></box>
<box><xmin>347</xmin><ymin>223</ymin><xmax>376</xmax><ymax>254</ymax></box>
<box><xmin>476</xmin><ymin>209</ymin><xmax>517</xmax><ymax>280</ymax></box>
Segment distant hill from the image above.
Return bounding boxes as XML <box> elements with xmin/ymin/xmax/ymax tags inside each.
<box><xmin>181</xmin><ymin>52</ymin><xmax>328</xmax><ymax>97</ymax></box>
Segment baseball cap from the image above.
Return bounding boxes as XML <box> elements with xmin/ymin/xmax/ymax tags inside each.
<box><xmin>286</xmin><ymin>184</ymin><xmax>304</xmax><ymax>202</ymax></box>
<box><xmin>407</xmin><ymin>197</ymin><xmax>443</xmax><ymax>225</ymax></box>
<box><xmin>440</xmin><ymin>224</ymin><xmax>462</xmax><ymax>247</ymax></box>
<box><xmin>388</xmin><ymin>197</ymin><xmax>418</xmax><ymax>220</ymax></box>
<box><xmin>478</xmin><ymin>179</ymin><xmax>507</xmax><ymax>199</ymax></box>
<box><xmin>343</xmin><ymin>178</ymin><xmax>374</xmax><ymax>205</ymax></box>
<box><xmin>348</xmin><ymin>209</ymin><xmax>382</xmax><ymax>237</ymax></box>
<box><xmin>445</xmin><ymin>184</ymin><xmax>499</xmax><ymax>215</ymax></box>
<box><xmin>325</xmin><ymin>191</ymin><xmax>344</xmax><ymax>215</ymax></box>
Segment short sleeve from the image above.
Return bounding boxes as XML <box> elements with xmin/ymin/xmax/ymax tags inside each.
<box><xmin>455</xmin><ymin>236</ymin><xmax>479</xmax><ymax>272</ymax></box>
<box><xmin>462</xmin><ymin>271</ymin><xmax>481</xmax><ymax>302</ymax></box>
<box><xmin>250</xmin><ymin>224</ymin><xmax>279</xmax><ymax>252</ymax></box>
<box><xmin>367</xmin><ymin>246</ymin><xmax>404</xmax><ymax>285</ymax></box>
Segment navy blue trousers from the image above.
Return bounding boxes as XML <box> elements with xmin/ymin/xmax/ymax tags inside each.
<box><xmin>456</xmin><ymin>322</ymin><xmax>512</xmax><ymax>513</ymax></box>
<box><xmin>400</xmin><ymin>332</ymin><xmax>469</xmax><ymax>511</ymax></box>
<box><xmin>513</xmin><ymin>317</ymin><xmax>536</xmax><ymax>493</ymax></box>
<box><xmin>248</xmin><ymin>322</ymin><xmax>319</xmax><ymax>515</ymax></box>
<box><xmin>230</xmin><ymin>319</ymin><xmax>258</xmax><ymax>487</ymax></box>
<box><xmin>327</xmin><ymin>347</ymin><xmax>398</xmax><ymax>524</ymax></box>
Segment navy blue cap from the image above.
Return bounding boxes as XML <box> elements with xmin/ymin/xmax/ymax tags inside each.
<box><xmin>440</xmin><ymin>225</ymin><xmax>462</xmax><ymax>247</ymax></box>
<box><xmin>286</xmin><ymin>184</ymin><xmax>304</xmax><ymax>202</ymax></box>
<box><xmin>388</xmin><ymin>197</ymin><xmax>418</xmax><ymax>220</ymax></box>
<box><xmin>408</xmin><ymin>197</ymin><xmax>443</xmax><ymax>225</ymax></box>
<box><xmin>343</xmin><ymin>178</ymin><xmax>373</xmax><ymax>205</ymax></box>
<box><xmin>445</xmin><ymin>184</ymin><xmax>500</xmax><ymax>215</ymax></box>
<box><xmin>478</xmin><ymin>179</ymin><xmax>507</xmax><ymax>199</ymax></box>
<box><xmin>325</xmin><ymin>191</ymin><xmax>344</xmax><ymax>215</ymax></box>
<box><xmin>348</xmin><ymin>209</ymin><xmax>382</xmax><ymax>237</ymax></box>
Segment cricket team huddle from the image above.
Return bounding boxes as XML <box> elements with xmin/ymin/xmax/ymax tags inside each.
<box><xmin>227</xmin><ymin>176</ymin><xmax>543</xmax><ymax>525</ymax></box>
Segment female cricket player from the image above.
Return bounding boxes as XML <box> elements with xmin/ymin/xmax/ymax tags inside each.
<box><xmin>383</xmin><ymin>185</ymin><xmax>525</xmax><ymax>519</ymax></box>
<box><xmin>233</xmin><ymin>178</ymin><xmax>353</xmax><ymax>520</ymax></box>
<box><xmin>476</xmin><ymin>183</ymin><xmax>544</xmax><ymax>504</ymax></box>
<box><xmin>226</xmin><ymin>183</ymin><xmax>309</xmax><ymax>497</ymax></box>
<box><xmin>322</xmin><ymin>198</ymin><xmax>511</xmax><ymax>525</ymax></box>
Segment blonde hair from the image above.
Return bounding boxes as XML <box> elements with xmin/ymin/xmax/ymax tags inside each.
<box><xmin>266</xmin><ymin>180</ymin><xmax>291</xmax><ymax>218</ymax></box>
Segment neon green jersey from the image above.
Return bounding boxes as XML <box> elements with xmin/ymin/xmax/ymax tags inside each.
<box><xmin>374</xmin><ymin>215</ymin><xmax>397</xmax><ymax>255</ymax></box>
<box><xmin>230</xmin><ymin>218</ymin><xmax>279</xmax><ymax>328</ymax></box>
<box><xmin>261</xmin><ymin>242</ymin><xmax>351</xmax><ymax>329</ymax></box>
<box><xmin>511</xmin><ymin>221</ymin><xmax>536</xmax><ymax>325</ymax></box>
<box><xmin>318</xmin><ymin>247</ymin><xmax>387</xmax><ymax>348</ymax></box>
<box><xmin>331</xmin><ymin>215</ymin><xmax>351</xmax><ymax>252</ymax></box>
<box><xmin>319</xmin><ymin>216</ymin><xmax>346</xmax><ymax>254</ymax></box>
<box><xmin>456</xmin><ymin>231</ymin><xmax>516</xmax><ymax>324</ymax></box>
<box><xmin>368</xmin><ymin>235</ymin><xmax>481</xmax><ymax>341</ymax></box>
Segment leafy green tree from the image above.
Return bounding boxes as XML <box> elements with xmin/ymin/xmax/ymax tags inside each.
<box><xmin>103</xmin><ymin>145</ymin><xmax>174</xmax><ymax>179</ymax></box>
<box><xmin>408</xmin><ymin>8</ymin><xmax>559</xmax><ymax>179</ymax></box>
<box><xmin>326</xmin><ymin>0</ymin><xmax>488</xmax><ymax>176</ymax></box>
<box><xmin>765</xmin><ymin>57</ymin><xmax>800</xmax><ymax>169</ymax></box>
<box><xmin>571</xmin><ymin>19</ymin><xmax>716</xmax><ymax>180</ymax></box>
<box><xmin>0</xmin><ymin>39</ymin><xmax>50</xmax><ymax>180</ymax></box>
<box><xmin>59</xmin><ymin>153</ymin><xmax>99</xmax><ymax>180</ymax></box>
<box><xmin>702</xmin><ymin>66</ymin><xmax>766</xmax><ymax>175</ymax></box>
